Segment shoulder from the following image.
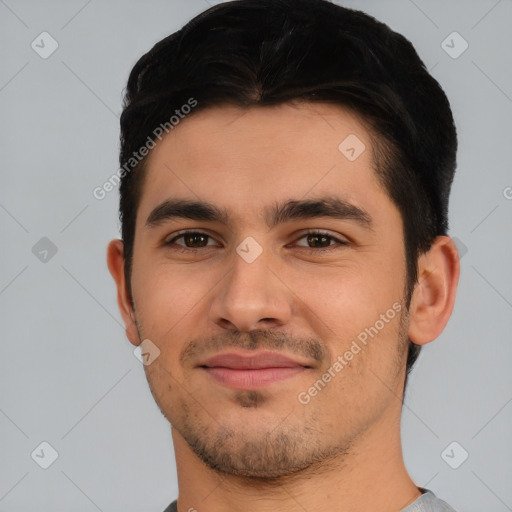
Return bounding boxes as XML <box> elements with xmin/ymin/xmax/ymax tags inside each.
<box><xmin>401</xmin><ymin>489</ymin><xmax>458</xmax><ymax>512</ymax></box>
<box><xmin>164</xmin><ymin>492</ymin><xmax>457</xmax><ymax>512</ymax></box>
<box><xmin>162</xmin><ymin>499</ymin><xmax>177</xmax><ymax>512</ymax></box>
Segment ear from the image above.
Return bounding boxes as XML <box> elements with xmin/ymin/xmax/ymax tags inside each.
<box><xmin>407</xmin><ymin>236</ymin><xmax>460</xmax><ymax>345</ymax></box>
<box><xmin>106</xmin><ymin>239</ymin><xmax>141</xmax><ymax>347</ymax></box>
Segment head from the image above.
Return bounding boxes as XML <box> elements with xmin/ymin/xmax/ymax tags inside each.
<box><xmin>108</xmin><ymin>0</ymin><xmax>459</xmax><ymax>478</ymax></box>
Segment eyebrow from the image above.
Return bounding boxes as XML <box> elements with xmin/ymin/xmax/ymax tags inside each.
<box><xmin>145</xmin><ymin>196</ymin><xmax>373</xmax><ymax>231</ymax></box>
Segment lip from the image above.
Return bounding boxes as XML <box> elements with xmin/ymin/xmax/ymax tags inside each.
<box><xmin>201</xmin><ymin>351</ymin><xmax>310</xmax><ymax>369</ymax></box>
<box><xmin>199</xmin><ymin>351</ymin><xmax>311</xmax><ymax>389</ymax></box>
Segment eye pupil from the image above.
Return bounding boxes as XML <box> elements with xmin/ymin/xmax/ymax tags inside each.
<box><xmin>185</xmin><ymin>233</ymin><xmax>208</xmax><ymax>247</ymax></box>
<box><xmin>308</xmin><ymin>234</ymin><xmax>330</xmax><ymax>248</ymax></box>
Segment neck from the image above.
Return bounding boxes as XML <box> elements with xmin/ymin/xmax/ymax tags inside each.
<box><xmin>171</xmin><ymin>408</ymin><xmax>422</xmax><ymax>512</ymax></box>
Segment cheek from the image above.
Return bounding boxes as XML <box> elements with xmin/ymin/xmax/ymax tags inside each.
<box><xmin>301</xmin><ymin>257</ymin><xmax>403</xmax><ymax>331</ymax></box>
<box><xmin>131</xmin><ymin>261</ymin><xmax>211</xmax><ymax>342</ymax></box>
<box><xmin>297</xmin><ymin>247</ymin><xmax>406</xmax><ymax>376</ymax></box>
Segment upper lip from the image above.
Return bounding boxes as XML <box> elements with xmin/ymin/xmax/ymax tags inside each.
<box><xmin>199</xmin><ymin>351</ymin><xmax>311</xmax><ymax>370</ymax></box>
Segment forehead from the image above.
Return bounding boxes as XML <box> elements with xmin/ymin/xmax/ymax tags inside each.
<box><xmin>136</xmin><ymin>102</ymin><xmax>390</xmax><ymax>230</ymax></box>
<box><xmin>148</xmin><ymin>102</ymin><xmax>373</xmax><ymax>164</ymax></box>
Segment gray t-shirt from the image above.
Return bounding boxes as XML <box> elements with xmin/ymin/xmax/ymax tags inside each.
<box><xmin>163</xmin><ymin>487</ymin><xmax>457</xmax><ymax>511</ymax></box>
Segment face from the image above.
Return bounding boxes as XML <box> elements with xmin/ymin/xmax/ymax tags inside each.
<box><xmin>127</xmin><ymin>102</ymin><xmax>410</xmax><ymax>478</ymax></box>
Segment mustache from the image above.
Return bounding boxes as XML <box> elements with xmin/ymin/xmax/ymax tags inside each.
<box><xmin>180</xmin><ymin>330</ymin><xmax>326</xmax><ymax>366</ymax></box>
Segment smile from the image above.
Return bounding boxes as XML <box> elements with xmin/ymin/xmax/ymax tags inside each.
<box><xmin>199</xmin><ymin>350</ymin><xmax>312</xmax><ymax>389</ymax></box>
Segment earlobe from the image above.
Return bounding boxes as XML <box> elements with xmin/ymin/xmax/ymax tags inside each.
<box><xmin>407</xmin><ymin>236</ymin><xmax>460</xmax><ymax>346</ymax></box>
<box><xmin>106</xmin><ymin>239</ymin><xmax>141</xmax><ymax>346</ymax></box>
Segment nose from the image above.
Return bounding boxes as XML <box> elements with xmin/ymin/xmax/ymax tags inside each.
<box><xmin>208</xmin><ymin>247</ymin><xmax>293</xmax><ymax>332</ymax></box>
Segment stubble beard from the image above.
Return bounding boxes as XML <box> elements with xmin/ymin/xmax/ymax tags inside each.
<box><xmin>172</xmin><ymin>394</ymin><xmax>355</xmax><ymax>480</ymax></box>
<box><xmin>138</xmin><ymin>305</ymin><xmax>410</xmax><ymax>481</ymax></box>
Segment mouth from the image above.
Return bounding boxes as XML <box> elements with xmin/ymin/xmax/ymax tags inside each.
<box><xmin>198</xmin><ymin>351</ymin><xmax>312</xmax><ymax>389</ymax></box>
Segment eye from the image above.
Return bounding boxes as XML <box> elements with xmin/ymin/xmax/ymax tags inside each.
<box><xmin>292</xmin><ymin>230</ymin><xmax>348</xmax><ymax>252</ymax></box>
<box><xmin>164</xmin><ymin>231</ymin><xmax>219</xmax><ymax>251</ymax></box>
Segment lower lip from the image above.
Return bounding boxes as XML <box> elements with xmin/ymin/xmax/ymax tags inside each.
<box><xmin>202</xmin><ymin>367</ymin><xmax>306</xmax><ymax>389</ymax></box>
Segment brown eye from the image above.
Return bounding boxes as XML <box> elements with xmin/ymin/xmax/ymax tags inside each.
<box><xmin>305</xmin><ymin>233</ymin><xmax>332</xmax><ymax>248</ymax></box>
<box><xmin>294</xmin><ymin>230</ymin><xmax>348</xmax><ymax>251</ymax></box>
<box><xmin>181</xmin><ymin>233</ymin><xmax>209</xmax><ymax>248</ymax></box>
<box><xmin>165</xmin><ymin>231</ymin><xmax>218</xmax><ymax>250</ymax></box>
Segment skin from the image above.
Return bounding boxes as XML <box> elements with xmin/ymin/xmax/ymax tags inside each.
<box><xmin>107</xmin><ymin>102</ymin><xmax>460</xmax><ymax>512</ymax></box>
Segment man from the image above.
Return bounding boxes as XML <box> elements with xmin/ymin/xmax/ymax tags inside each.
<box><xmin>107</xmin><ymin>0</ymin><xmax>460</xmax><ymax>510</ymax></box>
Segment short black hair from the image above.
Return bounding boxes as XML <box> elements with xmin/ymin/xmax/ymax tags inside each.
<box><xmin>118</xmin><ymin>0</ymin><xmax>458</xmax><ymax>390</ymax></box>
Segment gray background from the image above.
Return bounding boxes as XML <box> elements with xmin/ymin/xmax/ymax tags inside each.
<box><xmin>1</xmin><ymin>0</ymin><xmax>511</xmax><ymax>510</ymax></box>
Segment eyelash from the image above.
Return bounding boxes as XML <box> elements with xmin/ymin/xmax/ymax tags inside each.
<box><xmin>164</xmin><ymin>229</ymin><xmax>348</xmax><ymax>253</ymax></box>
